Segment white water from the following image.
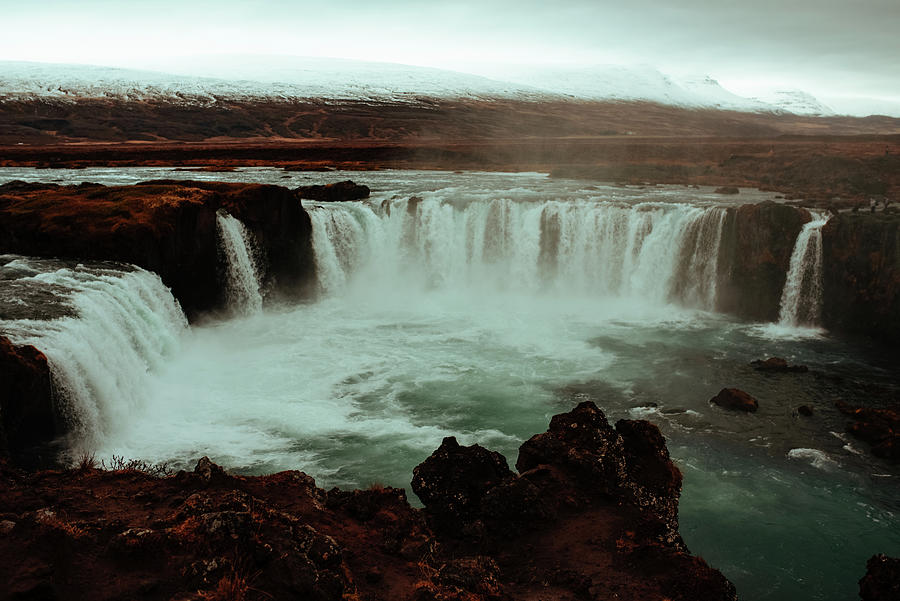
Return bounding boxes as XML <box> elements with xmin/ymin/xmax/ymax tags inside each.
<box><xmin>0</xmin><ymin>259</ymin><xmax>187</xmax><ymax>454</ymax></box>
<box><xmin>778</xmin><ymin>211</ymin><xmax>829</xmax><ymax>327</ymax></box>
<box><xmin>216</xmin><ymin>211</ymin><xmax>264</xmax><ymax>314</ymax></box>
<box><xmin>310</xmin><ymin>196</ymin><xmax>728</xmax><ymax>311</ymax></box>
<box><xmin>1</xmin><ymin>170</ymin><xmax>897</xmax><ymax>601</ymax></box>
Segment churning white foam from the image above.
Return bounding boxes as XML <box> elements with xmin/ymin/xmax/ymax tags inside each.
<box><xmin>0</xmin><ymin>260</ymin><xmax>188</xmax><ymax>454</ymax></box>
<box><xmin>309</xmin><ymin>196</ymin><xmax>728</xmax><ymax>311</ymax></box>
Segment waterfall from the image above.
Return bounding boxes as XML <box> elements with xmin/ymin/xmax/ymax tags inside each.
<box><xmin>216</xmin><ymin>211</ymin><xmax>264</xmax><ymax>314</ymax></box>
<box><xmin>0</xmin><ymin>259</ymin><xmax>188</xmax><ymax>453</ymax></box>
<box><xmin>778</xmin><ymin>211</ymin><xmax>829</xmax><ymax>327</ymax></box>
<box><xmin>309</xmin><ymin>197</ymin><xmax>728</xmax><ymax>310</ymax></box>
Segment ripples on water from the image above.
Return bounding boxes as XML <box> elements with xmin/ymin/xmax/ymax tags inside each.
<box><xmin>1</xmin><ymin>167</ymin><xmax>898</xmax><ymax>601</ymax></box>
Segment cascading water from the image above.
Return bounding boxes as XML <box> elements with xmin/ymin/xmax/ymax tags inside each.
<box><xmin>216</xmin><ymin>210</ymin><xmax>264</xmax><ymax>314</ymax></box>
<box><xmin>309</xmin><ymin>196</ymin><xmax>728</xmax><ymax>311</ymax></box>
<box><xmin>778</xmin><ymin>211</ymin><xmax>829</xmax><ymax>327</ymax></box>
<box><xmin>0</xmin><ymin>257</ymin><xmax>188</xmax><ymax>454</ymax></box>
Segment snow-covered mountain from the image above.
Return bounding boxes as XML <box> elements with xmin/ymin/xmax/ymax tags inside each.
<box><xmin>0</xmin><ymin>57</ymin><xmax>829</xmax><ymax>116</ymax></box>
<box><xmin>0</xmin><ymin>60</ymin><xmax>547</xmax><ymax>104</ymax></box>
<box><xmin>751</xmin><ymin>89</ymin><xmax>835</xmax><ymax>116</ymax></box>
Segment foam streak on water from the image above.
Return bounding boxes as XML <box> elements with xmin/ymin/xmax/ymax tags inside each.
<box><xmin>216</xmin><ymin>211</ymin><xmax>263</xmax><ymax>314</ymax></box>
<box><xmin>310</xmin><ymin>197</ymin><xmax>728</xmax><ymax>311</ymax></box>
<box><xmin>0</xmin><ymin>261</ymin><xmax>187</xmax><ymax>453</ymax></box>
<box><xmin>778</xmin><ymin>211</ymin><xmax>829</xmax><ymax>327</ymax></box>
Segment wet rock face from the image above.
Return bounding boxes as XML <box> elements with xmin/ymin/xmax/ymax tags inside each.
<box><xmin>516</xmin><ymin>401</ymin><xmax>629</xmax><ymax>497</ymax></box>
<box><xmin>0</xmin><ymin>181</ymin><xmax>316</xmax><ymax>320</ymax></box>
<box><xmin>296</xmin><ymin>180</ymin><xmax>370</xmax><ymax>202</ymax></box>
<box><xmin>821</xmin><ymin>212</ymin><xmax>900</xmax><ymax>344</ymax></box>
<box><xmin>836</xmin><ymin>401</ymin><xmax>900</xmax><ymax>463</ymax></box>
<box><xmin>710</xmin><ymin>388</ymin><xmax>759</xmax><ymax>412</ymax></box>
<box><xmin>716</xmin><ymin>201</ymin><xmax>809</xmax><ymax>321</ymax></box>
<box><xmin>413</xmin><ymin>402</ymin><xmax>685</xmax><ymax>543</ymax></box>
<box><xmin>0</xmin><ymin>336</ymin><xmax>56</xmax><ymax>463</ymax></box>
<box><xmin>0</xmin><ymin>406</ymin><xmax>737</xmax><ymax>601</ymax></box>
<box><xmin>859</xmin><ymin>554</ymin><xmax>900</xmax><ymax>601</ymax></box>
<box><xmin>410</xmin><ymin>436</ymin><xmax>515</xmax><ymax>535</ymax></box>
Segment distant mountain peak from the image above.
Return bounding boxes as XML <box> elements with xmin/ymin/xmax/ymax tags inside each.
<box><xmin>0</xmin><ymin>57</ymin><xmax>837</xmax><ymax>116</ymax></box>
<box><xmin>751</xmin><ymin>89</ymin><xmax>835</xmax><ymax>116</ymax></box>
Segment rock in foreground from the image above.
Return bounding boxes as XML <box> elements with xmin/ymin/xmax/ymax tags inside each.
<box><xmin>859</xmin><ymin>554</ymin><xmax>900</xmax><ymax>601</ymax></box>
<box><xmin>0</xmin><ymin>402</ymin><xmax>736</xmax><ymax>601</ymax></box>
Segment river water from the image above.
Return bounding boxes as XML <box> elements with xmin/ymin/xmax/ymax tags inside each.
<box><xmin>1</xmin><ymin>167</ymin><xmax>898</xmax><ymax>600</ymax></box>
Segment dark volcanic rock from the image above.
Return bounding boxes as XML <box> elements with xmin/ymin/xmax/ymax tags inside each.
<box><xmin>0</xmin><ymin>181</ymin><xmax>316</xmax><ymax>319</ymax></box>
<box><xmin>516</xmin><ymin>401</ymin><xmax>628</xmax><ymax>496</ymax></box>
<box><xmin>0</xmin><ymin>336</ymin><xmax>57</xmax><ymax>463</ymax></box>
<box><xmin>860</xmin><ymin>554</ymin><xmax>900</xmax><ymax>601</ymax></box>
<box><xmin>716</xmin><ymin>202</ymin><xmax>810</xmax><ymax>321</ymax></box>
<box><xmin>295</xmin><ymin>180</ymin><xmax>370</xmax><ymax>202</ymax></box>
<box><xmin>714</xmin><ymin>186</ymin><xmax>740</xmax><ymax>194</ymax></box>
<box><xmin>835</xmin><ymin>401</ymin><xmax>900</xmax><ymax>463</ymax></box>
<box><xmin>751</xmin><ymin>357</ymin><xmax>809</xmax><ymax>373</ymax></box>
<box><xmin>411</xmin><ymin>436</ymin><xmax>514</xmax><ymax>535</ymax></box>
<box><xmin>0</xmin><ymin>404</ymin><xmax>736</xmax><ymax>601</ymax></box>
<box><xmin>710</xmin><ymin>388</ymin><xmax>759</xmax><ymax>412</ymax></box>
<box><xmin>821</xmin><ymin>212</ymin><xmax>900</xmax><ymax>344</ymax></box>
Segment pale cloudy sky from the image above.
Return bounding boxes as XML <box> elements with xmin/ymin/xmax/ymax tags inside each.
<box><xmin>1</xmin><ymin>0</ymin><xmax>898</xmax><ymax>114</ymax></box>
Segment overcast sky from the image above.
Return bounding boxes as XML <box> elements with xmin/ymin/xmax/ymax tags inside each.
<box><xmin>2</xmin><ymin>0</ymin><xmax>898</xmax><ymax>114</ymax></box>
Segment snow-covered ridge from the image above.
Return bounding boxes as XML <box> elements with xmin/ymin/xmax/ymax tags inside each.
<box><xmin>751</xmin><ymin>90</ymin><xmax>835</xmax><ymax>116</ymax></box>
<box><xmin>0</xmin><ymin>57</ymin><xmax>822</xmax><ymax>115</ymax></box>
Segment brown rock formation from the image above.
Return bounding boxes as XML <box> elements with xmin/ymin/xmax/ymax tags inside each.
<box><xmin>710</xmin><ymin>388</ymin><xmax>759</xmax><ymax>413</ymax></box>
<box><xmin>0</xmin><ymin>181</ymin><xmax>316</xmax><ymax>319</ymax></box>
<box><xmin>821</xmin><ymin>212</ymin><xmax>900</xmax><ymax>344</ymax></box>
<box><xmin>716</xmin><ymin>201</ymin><xmax>810</xmax><ymax>321</ymax></box>
<box><xmin>0</xmin><ymin>403</ymin><xmax>737</xmax><ymax>601</ymax></box>
<box><xmin>859</xmin><ymin>554</ymin><xmax>900</xmax><ymax>601</ymax></box>
<box><xmin>0</xmin><ymin>337</ymin><xmax>56</xmax><ymax>464</ymax></box>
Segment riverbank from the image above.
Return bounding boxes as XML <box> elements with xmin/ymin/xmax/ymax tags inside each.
<box><xmin>1</xmin><ymin>134</ymin><xmax>898</xmax><ymax>208</ymax></box>
<box><xmin>0</xmin><ymin>402</ymin><xmax>737</xmax><ymax>601</ymax></box>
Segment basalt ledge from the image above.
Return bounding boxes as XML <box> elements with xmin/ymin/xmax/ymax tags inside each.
<box><xmin>0</xmin><ymin>402</ymin><xmax>737</xmax><ymax>601</ymax></box>
<box><xmin>0</xmin><ymin>180</ymin><xmax>317</xmax><ymax>319</ymax></box>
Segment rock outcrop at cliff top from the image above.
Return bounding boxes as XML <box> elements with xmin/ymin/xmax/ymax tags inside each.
<box><xmin>0</xmin><ymin>180</ymin><xmax>316</xmax><ymax>319</ymax></box>
<box><xmin>0</xmin><ymin>402</ymin><xmax>737</xmax><ymax>601</ymax></box>
<box><xmin>296</xmin><ymin>180</ymin><xmax>370</xmax><ymax>202</ymax></box>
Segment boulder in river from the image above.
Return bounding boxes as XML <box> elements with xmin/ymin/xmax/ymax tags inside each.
<box><xmin>710</xmin><ymin>388</ymin><xmax>759</xmax><ymax>412</ymax></box>
<box><xmin>859</xmin><ymin>554</ymin><xmax>900</xmax><ymax>601</ymax></box>
<box><xmin>751</xmin><ymin>357</ymin><xmax>808</xmax><ymax>373</ymax></box>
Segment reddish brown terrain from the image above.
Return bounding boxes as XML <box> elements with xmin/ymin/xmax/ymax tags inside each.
<box><xmin>2</xmin><ymin>97</ymin><xmax>900</xmax><ymax>600</ymax></box>
<box><xmin>2</xmin><ymin>98</ymin><xmax>900</xmax><ymax>207</ymax></box>
<box><xmin>0</xmin><ymin>402</ymin><xmax>737</xmax><ymax>601</ymax></box>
